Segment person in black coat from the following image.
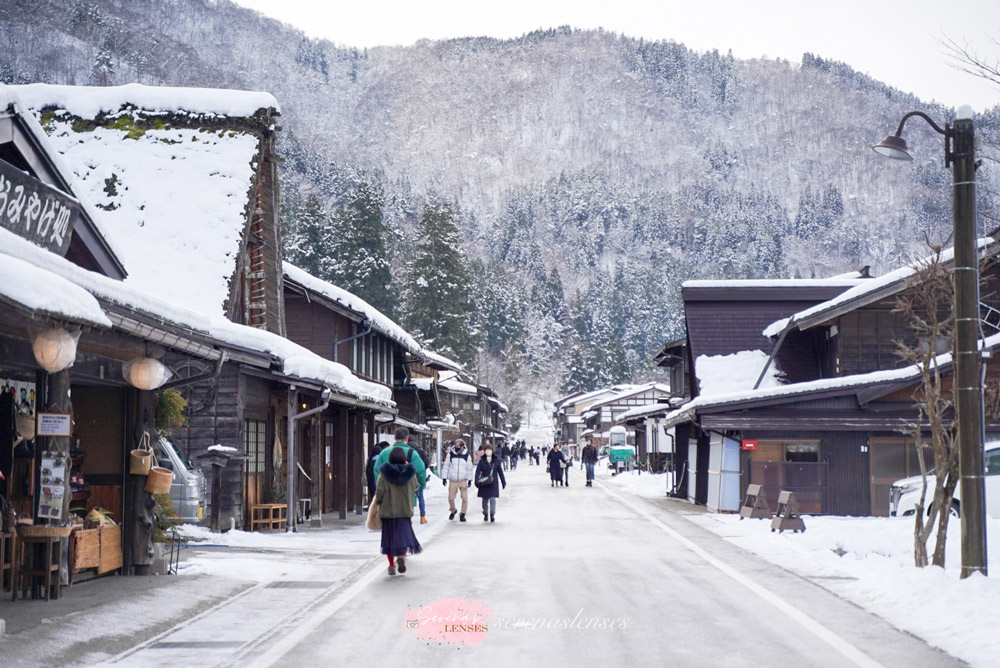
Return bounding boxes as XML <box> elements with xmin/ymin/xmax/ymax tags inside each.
<box><xmin>475</xmin><ymin>443</ymin><xmax>507</xmax><ymax>522</ymax></box>
<box><xmin>546</xmin><ymin>445</ymin><xmax>566</xmax><ymax>487</ymax></box>
<box><xmin>365</xmin><ymin>442</ymin><xmax>385</xmax><ymax>508</ymax></box>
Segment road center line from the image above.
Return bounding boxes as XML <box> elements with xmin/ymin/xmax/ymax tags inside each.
<box><xmin>599</xmin><ymin>483</ymin><xmax>884</xmax><ymax>668</ymax></box>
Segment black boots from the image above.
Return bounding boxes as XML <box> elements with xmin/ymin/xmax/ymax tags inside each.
<box><xmin>460</xmin><ymin>513</ymin><xmax>466</xmax><ymax>522</ymax></box>
<box><xmin>449</xmin><ymin>510</ymin><xmax>457</xmax><ymax>520</ymax></box>
<box><xmin>490</xmin><ymin>514</ymin><xmax>495</xmax><ymax>523</ymax></box>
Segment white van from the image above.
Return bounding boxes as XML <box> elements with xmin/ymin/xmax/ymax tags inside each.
<box><xmin>152</xmin><ymin>437</ymin><xmax>207</xmax><ymax>524</ymax></box>
<box><xmin>889</xmin><ymin>442</ymin><xmax>1000</xmax><ymax>518</ymax></box>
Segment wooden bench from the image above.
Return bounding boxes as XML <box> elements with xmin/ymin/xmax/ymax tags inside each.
<box><xmin>250</xmin><ymin>504</ymin><xmax>287</xmax><ymax>532</ymax></box>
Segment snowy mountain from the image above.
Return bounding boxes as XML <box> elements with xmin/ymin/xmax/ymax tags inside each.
<box><xmin>3</xmin><ymin>0</ymin><xmax>998</xmax><ymax>414</ymax></box>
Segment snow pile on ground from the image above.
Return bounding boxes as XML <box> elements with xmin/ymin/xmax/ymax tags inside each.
<box><xmin>605</xmin><ymin>470</ymin><xmax>1000</xmax><ymax>668</ymax></box>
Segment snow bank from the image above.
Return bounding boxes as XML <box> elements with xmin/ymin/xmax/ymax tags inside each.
<box><xmin>606</xmin><ymin>470</ymin><xmax>1000</xmax><ymax>668</ymax></box>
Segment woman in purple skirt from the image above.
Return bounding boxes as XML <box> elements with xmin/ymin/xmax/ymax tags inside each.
<box><xmin>375</xmin><ymin>446</ymin><xmax>423</xmax><ymax>575</ymax></box>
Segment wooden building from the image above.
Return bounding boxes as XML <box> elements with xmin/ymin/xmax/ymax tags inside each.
<box><xmin>15</xmin><ymin>84</ymin><xmax>395</xmax><ymax>534</ymax></box>
<box><xmin>623</xmin><ymin>255</ymin><xmax>1000</xmax><ymax>516</ymax></box>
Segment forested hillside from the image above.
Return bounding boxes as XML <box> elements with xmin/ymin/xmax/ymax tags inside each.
<box><xmin>3</xmin><ymin>0</ymin><xmax>998</xmax><ymax>419</ymax></box>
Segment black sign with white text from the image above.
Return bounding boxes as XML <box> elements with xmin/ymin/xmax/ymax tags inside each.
<box><xmin>0</xmin><ymin>157</ymin><xmax>78</xmax><ymax>255</ymax></box>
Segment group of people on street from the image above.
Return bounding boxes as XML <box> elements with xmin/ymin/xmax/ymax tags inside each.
<box><xmin>367</xmin><ymin>430</ymin><xmax>601</xmax><ymax>577</ymax></box>
<box><xmin>368</xmin><ymin>430</ymin><xmax>512</xmax><ymax>575</ymax></box>
<box><xmin>546</xmin><ymin>438</ymin><xmax>599</xmax><ymax>487</ymax></box>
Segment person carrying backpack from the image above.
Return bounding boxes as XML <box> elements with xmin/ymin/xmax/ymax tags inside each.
<box><xmin>442</xmin><ymin>438</ymin><xmax>474</xmax><ymax>521</ymax></box>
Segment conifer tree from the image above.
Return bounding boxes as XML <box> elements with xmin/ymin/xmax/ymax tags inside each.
<box><xmin>402</xmin><ymin>200</ymin><xmax>478</xmax><ymax>365</ymax></box>
<box><xmin>326</xmin><ymin>180</ymin><xmax>398</xmax><ymax>317</ymax></box>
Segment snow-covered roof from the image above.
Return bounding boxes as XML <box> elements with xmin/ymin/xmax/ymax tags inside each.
<box><xmin>1</xmin><ymin>85</ymin><xmax>126</xmax><ymax>268</ymax></box>
<box><xmin>684</xmin><ymin>278</ymin><xmax>867</xmax><ymax>289</ymax></box>
<box><xmin>763</xmin><ymin>238</ymin><xmax>996</xmax><ymax>337</ymax></box>
<box><xmin>695</xmin><ymin>350</ymin><xmax>782</xmax><ymax>397</ymax></box>
<box><xmin>0</xmin><ymin>252</ymin><xmax>111</xmax><ymax>328</ymax></box>
<box><xmin>624</xmin><ymin>331</ymin><xmax>1000</xmax><ymax>427</ymax></box>
<box><xmin>438</xmin><ymin>371</ymin><xmax>478</xmax><ymax>395</ymax></box>
<box><xmin>588</xmin><ymin>382</ymin><xmax>672</xmax><ymax>409</ymax></box>
<box><xmin>0</xmin><ymin>228</ymin><xmax>393</xmax><ymax>407</ymax></box>
<box><xmin>283</xmin><ymin>263</ymin><xmax>421</xmax><ymax>354</ymax></box>
<box><xmin>16</xmin><ymin>83</ymin><xmax>276</xmax><ymax>318</ymax></box>
<box><xmin>419</xmin><ymin>348</ymin><xmax>465</xmax><ymax>373</ymax></box>
<box><xmin>13</xmin><ymin>83</ymin><xmax>279</xmax><ymax>118</ymax></box>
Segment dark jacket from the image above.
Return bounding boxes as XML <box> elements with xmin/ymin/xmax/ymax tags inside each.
<box><xmin>582</xmin><ymin>444</ymin><xmax>598</xmax><ymax>464</ymax></box>
<box><xmin>375</xmin><ymin>461</ymin><xmax>419</xmax><ymax>519</ymax></box>
<box><xmin>475</xmin><ymin>454</ymin><xmax>506</xmax><ymax>499</ymax></box>
<box><xmin>547</xmin><ymin>449</ymin><xmax>566</xmax><ymax>481</ymax></box>
<box><xmin>365</xmin><ymin>445</ymin><xmax>384</xmax><ymax>496</ymax></box>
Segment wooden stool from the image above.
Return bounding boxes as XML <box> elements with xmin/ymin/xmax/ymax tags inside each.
<box><xmin>12</xmin><ymin>535</ymin><xmax>62</xmax><ymax>601</ymax></box>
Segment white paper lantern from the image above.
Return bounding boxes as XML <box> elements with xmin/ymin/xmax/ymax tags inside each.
<box><xmin>126</xmin><ymin>357</ymin><xmax>172</xmax><ymax>391</ymax></box>
<box><xmin>32</xmin><ymin>327</ymin><xmax>78</xmax><ymax>372</ymax></box>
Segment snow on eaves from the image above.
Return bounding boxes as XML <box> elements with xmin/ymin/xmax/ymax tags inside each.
<box><xmin>0</xmin><ymin>230</ymin><xmax>392</xmax><ymax>406</ymax></box>
<box><xmin>0</xmin><ymin>252</ymin><xmax>110</xmax><ymax>328</ymax></box>
<box><xmin>438</xmin><ymin>371</ymin><xmax>477</xmax><ymax>395</ymax></box>
<box><xmin>283</xmin><ymin>263</ymin><xmax>421</xmax><ymax>354</ymax></box>
<box><xmin>695</xmin><ymin>350</ymin><xmax>782</xmax><ymax>397</ymax></box>
<box><xmin>762</xmin><ymin>238</ymin><xmax>996</xmax><ymax>338</ymax></box>
<box><xmin>13</xmin><ymin>83</ymin><xmax>279</xmax><ymax>118</ymax></box>
<box><xmin>419</xmin><ymin>348</ymin><xmax>465</xmax><ymax>373</ymax></box>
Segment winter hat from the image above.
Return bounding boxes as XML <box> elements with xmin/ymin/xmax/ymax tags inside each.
<box><xmin>389</xmin><ymin>446</ymin><xmax>407</xmax><ymax>464</ymax></box>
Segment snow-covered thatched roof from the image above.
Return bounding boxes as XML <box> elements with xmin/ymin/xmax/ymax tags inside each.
<box><xmin>14</xmin><ymin>83</ymin><xmax>279</xmax><ymax>319</ymax></box>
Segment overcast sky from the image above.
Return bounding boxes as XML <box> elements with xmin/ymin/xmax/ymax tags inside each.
<box><xmin>232</xmin><ymin>0</ymin><xmax>1000</xmax><ymax>112</ymax></box>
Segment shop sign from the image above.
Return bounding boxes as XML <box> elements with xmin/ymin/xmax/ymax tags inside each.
<box><xmin>741</xmin><ymin>439</ymin><xmax>758</xmax><ymax>451</ymax></box>
<box><xmin>36</xmin><ymin>411</ymin><xmax>73</xmax><ymax>437</ymax></box>
<box><xmin>0</xmin><ymin>158</ymin><xmax>79</xmax><ymax>256</ymax></box>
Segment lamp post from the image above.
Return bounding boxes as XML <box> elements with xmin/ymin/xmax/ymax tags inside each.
<box><xmin>873</xmin><ymin>106</ymin><xmax>987</xmax><ymax>578</ymax></box>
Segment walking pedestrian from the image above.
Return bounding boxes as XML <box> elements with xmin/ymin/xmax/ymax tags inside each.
<box><xmin>546</xmin><ymin>444</ymin><xmax>565</xmax><ymax>487</ymax></box>
<box><xmin>510</xmin><ymin>441</ymin><xmax>518</xmax><ymax>470</ymax></box>
<box><xmin>500</xmin><ymin>440</ymin><xmax>511</xmax><ymax>471</ymax></box>
<box><xmin>442</xmin><ymin>438</ymin><xmax>474</xmax><ymax>521</ymax></box>
<box><xmin>562</xmin><ymin>448</ymin><xmax>572</xmax><ymax>487</ymax></box>
<box><xmin>373</xmin><ymin>426</ymin><xmax>427</xmax><ymax>500</ymax></box>
<box><xmin>375</xmin><ymin>446</ymin><xmax>422</xmax><ymax>575</ymax></box>
<box><xmin>582</xmin><ymin>438</ymin><xmax>598</xmax><ymax>487</ymax></box>
<box><xmin>411</xmin><ymin>437</ymin><xmax>432</xmax><ymax>524</ymax></box>
<box><xmin>475</xmin><ymin>443</ymin><xmax>506</xmax><ymax>522</ymax></box>
<box><xmin>365</xmin><ymin>440</ymin><xmax>386</xmax><ymax>508</ymax></box>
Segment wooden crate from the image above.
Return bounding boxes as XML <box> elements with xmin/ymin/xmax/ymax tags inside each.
<box><xmin>72</xmin><ymin>528</ymin><xmax>100</xmax><ymax>570</ymax></box>
<box><xmin>98</xmin><ymin>525</ymin><xmax>122</xmax><ymax>574</ymax></box>
<box><xmin>250</xmin><ymin>504</ymin><xmax>287</xmax><ymax>532</ymax></box>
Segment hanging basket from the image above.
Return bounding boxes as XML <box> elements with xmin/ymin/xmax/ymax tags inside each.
<box><xmin>130</xmin><ymin>433</ymin><xmax>152</xmax><ymax>475</ymax></box>
<box><xmin>144</xmin><ymin>466</ymin><xmax>174</xmax><ymax>495</ymax></box>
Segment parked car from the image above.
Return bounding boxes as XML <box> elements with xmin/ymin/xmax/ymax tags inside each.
<box><xmin>890</xmin><ymin>442</ymin><xmax>1000</xmax><ymax>518</ymax></box>
<box><xmin>152</xmin><ymin>437</ymin><xmax>207</xmax><ymax>524</ymax></box>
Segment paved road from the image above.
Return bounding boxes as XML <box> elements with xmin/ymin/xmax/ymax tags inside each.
<box><xmin>217</xmin><ymin>463</ymin><xmax>964</xmax><ymax>668</ymax></box>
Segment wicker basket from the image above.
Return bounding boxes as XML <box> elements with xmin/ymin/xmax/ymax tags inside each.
<box><xmin>72</xmin><ymin>528</ymin><xmax>100</xmax><ymax>570</ymax></box>
<box><xmin>16</xmin><ymin>524</ymin><xmax>74</xmax><ymax>538</ymax></box>
<box><xmin>98</xmin><ymin>525</ymin><xmax>122</xmax><ymax>574</ymax></box>
<box><xmin>144</xmin><ymin>466</ymin><xmax>174</xmax><ymax>495</ymax></box>
<box><xmin>130</xmin><ymin>448</ymin><xmax>152</xmax><ymax>475</ymax></box>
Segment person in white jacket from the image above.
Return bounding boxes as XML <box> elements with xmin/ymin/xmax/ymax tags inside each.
<box><xmin>442</xmin><ymin>439</ymin><xmax>474</xmax><ymax>521</ymax></box>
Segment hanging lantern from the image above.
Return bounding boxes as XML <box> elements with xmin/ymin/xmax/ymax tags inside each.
<box><xmin>32</xmin><ymin>327</ymin><xmax>78</xmax><ymax>372</ymax></box>
<box><xmin>124</xmin><ymin>357</ymin><xmax>172</xmax><ymax>391</ymax></box>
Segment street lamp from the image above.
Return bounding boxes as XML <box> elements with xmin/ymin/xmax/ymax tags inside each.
<box><xmin>873</xmin><ymin>106</ymin><xmax>987</xmax><ymax>578</ymax></box>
